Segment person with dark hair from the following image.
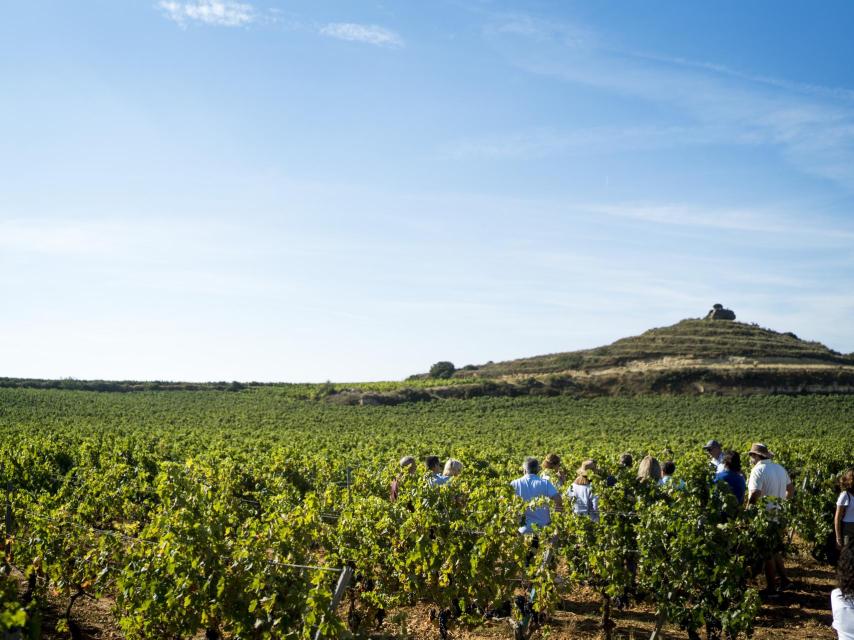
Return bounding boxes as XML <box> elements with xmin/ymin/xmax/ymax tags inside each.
<box><xmin>836</xmin><ymin>469</ymin><xmax>854</xmax><ymax>550</ymax></box>
<box><xmin>511</xmin><ymin>457</ymin><xmax>562</xmax><ymax>534</ymax></box>
<box><xmin>659</xmin><ymin>460</ymin><xmax>686</xmax><ymax>490</ymax></box>
<box><xmin>606</xmin><ymin>453</ymin><xmax>634</xmax><ymax>488</ymax></box>
<box><xmin>715</xmin><ymin>450</ymin><xmax>747</xmax><ymax>505</ymax></box>
<box><xmin>832</xmin><ymin>543</ymin><xmax>854</xmax><ymax>639</ymax></box>
<box><xmin>426</xmin><ymin>455</ymin><xmax>449</xmax><ymax>487</ymax></box>
<box><xmin>659</xmin><ymin>460</ymin><xmax>675</xmax><ymax>484</ymax></box>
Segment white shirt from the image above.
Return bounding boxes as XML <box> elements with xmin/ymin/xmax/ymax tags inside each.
<box><xmin>839</xmin><ymin>491</ymin><xmax>854</xmax><ymax>523</ymax></box>
<box><xmin>710</xmin><ymin>454</ymin><xmax>726</xmax><ymax>474</ymax></box>
<box><xmin>567</xmin><ymin>482</ymin><xmax>599</xmax><ymax>522</ymax></box>
<box><xmin>511</xmin><ymin>474</ymin><xmax>558</xmax><ymax>534</ymax></box>
<box><xmin>832</xmin><ymin>588</ymin><xmax>854</xmax><ymax>639</ymax></box>
<box><xmin>748</xmin><ymin>459</ymin><xmax>791</xmax><ymax>508</ymax></box>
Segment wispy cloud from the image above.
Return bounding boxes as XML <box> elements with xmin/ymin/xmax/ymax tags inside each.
<box><xmin>483</xmin><ymin>14</ymin><xmax>854</xmax><ymax>192</ymax></box>
<box><xmin>583</xmin><ymin>201</ymin><xmax>854</xmax><ymax>241</ymax></box>
<box><xmin>158</xmin><ymin>0</ymin><xmax>255</xmax><ymax>28</ymax></box>
<box><xmin>444</xmin><ymin>124</ymin><xmax>757</xmax><ymax>160</ymax></box>
<box><xmin>319</xmin><ymin>22</ymin><xmax>404</xmax><ymax>48</ymax></box>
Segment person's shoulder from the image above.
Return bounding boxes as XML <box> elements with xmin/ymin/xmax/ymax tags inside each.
<box><xmin>839</xmin><ymin>491</ymin><xmax>852</xmax><ymax>505</ymax></box>
<box><xmin>831</xmin><ymin>587</ymin><xmax>854</xmax><ymax>607</ymax></box>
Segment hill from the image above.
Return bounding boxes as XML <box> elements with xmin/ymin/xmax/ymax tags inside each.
<box><xmin>366</xmin><ymin>318</ymin><xmax>854</xmax><ymax>404</ymax></box>
<box><xmin>453</xmin><ymin>319</ymin><xmax>853</xmax><ymax>378</ymax></box>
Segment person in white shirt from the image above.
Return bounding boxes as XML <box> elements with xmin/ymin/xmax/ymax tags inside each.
<box><xmin>836</xmin><ymin>469</ymin><xmax>854</xmax><ymax>549</ymax></box>
<box><xmin>832</xmin><ymin>544</ymin><xmax>854</xmax><ymax>640</ymax></box>
<box><xmin>747</xmin><ymin>443</ymin><xmax>794</xmax><ymax>597</ymax></box>
<box><xmin>511</xmin><ymin>457</ymin><xmax>562</xmax><ymax>534</ymax></box>
<box><xmin>567</xmin><ymin>459</ymin><xmax>599</xmax><ymax>522</ymax></box>
<box><xmin>702</xmin><ymin>439</ymin><xmax>727</xmax><ymax>474</ymax></box>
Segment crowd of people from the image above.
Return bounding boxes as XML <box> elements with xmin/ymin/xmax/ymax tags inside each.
<box><xmin>389</xmin><ymin>442</ymin><xmax>854</xmax><ymax>638</ymax></box>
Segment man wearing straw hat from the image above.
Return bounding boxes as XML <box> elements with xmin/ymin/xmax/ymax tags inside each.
<box><xmin>747</xmin><ymin>443</ymin><xmax>794</xmax><ymax>598</ymax></box>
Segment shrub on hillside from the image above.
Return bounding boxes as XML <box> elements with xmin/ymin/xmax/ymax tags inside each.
<box><xmin>429</xmin><ymin>361</ymin><xmax>456</xmax><ymax>379</ymax></box>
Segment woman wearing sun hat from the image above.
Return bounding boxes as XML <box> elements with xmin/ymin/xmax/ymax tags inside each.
<box><xmin>542</xmin><ymin>453</ymin><xmax>567</xmax><ymax>489</ymax></box>
<box><xmin>567</xmin><ymin>459</ymin><xmax>600</xmax><ymax>522</ymax></box>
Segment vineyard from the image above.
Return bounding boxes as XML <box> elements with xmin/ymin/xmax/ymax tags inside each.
<box><xmin>0</xmin><ymin>387</ymin><xmax>851</xmax><ymax>639</ymax></box>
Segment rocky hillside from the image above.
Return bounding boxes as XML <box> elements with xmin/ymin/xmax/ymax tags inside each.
<box><xmin>341</xmin><ymin>318</ymin><xmax>854</xmax><ymax>404</ymax></box>
<box><xmin>453</xmin><ymin>319</ymin><xmax>852</xmax><ymax>379</ymax></box>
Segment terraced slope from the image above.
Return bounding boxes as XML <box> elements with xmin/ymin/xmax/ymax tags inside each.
<box><xmin>454</xmin><ymin>319</ymin><xmax>852</xmax><ymax>378</ymax></box>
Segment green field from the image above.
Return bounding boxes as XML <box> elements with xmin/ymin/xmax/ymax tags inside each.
<box><xmin>0</xmin><ymin>387</ymin><xmax>851</xmax><ymax>639</ymax></box>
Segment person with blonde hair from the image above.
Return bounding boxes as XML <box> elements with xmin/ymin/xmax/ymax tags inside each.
<box><xmin>568</xmin><ymin>459</ymin><xmax>600</xmax><ymax>522</ymax></box>
<box><xmin>637</xmin><ymin>455</ymin><xmax>661</xmax><ymax>483</ymax></box>
<box><xmin>443</xmin><ymin>458</ymin><xmax>463</xmax><ymax>479</ymax></box>
<box><xmin>836</xmin><ymin>468</ymin><xmax>854</xmax><ymax>550</ymax></box>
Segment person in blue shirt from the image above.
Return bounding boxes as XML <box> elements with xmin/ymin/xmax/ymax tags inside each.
<box><xmin>426</xmin><ymin>455</ymin><xmax>449</xmax><ymax>487</ymax></box>
<box><xmin>511</xmin><ymin>457</ymin><xmax>563</xmax><ymax>534</ymax></box>
<box><xmin>714</xmin><ymin>450</ymin><xmax>747</xmax><ymax>505</ymax></box>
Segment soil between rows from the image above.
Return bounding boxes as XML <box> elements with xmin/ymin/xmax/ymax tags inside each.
<box><xmin>23</xmin><ymin>552</ymin><xmax>837</xmax><ymax>640</ymax></box>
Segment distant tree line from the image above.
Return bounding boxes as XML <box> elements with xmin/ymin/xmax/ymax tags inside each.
<box><xmin>0</xmin><ymin>378</ymin><xmax>249</xmax><ymax>393</ymax></box>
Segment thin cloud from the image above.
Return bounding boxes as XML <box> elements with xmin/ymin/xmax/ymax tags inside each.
<box><xmin>320</xmin><ymin>23</ymin><xmax>404</xmax><ymax>48</ymax></box>
<box><xmin>484</xmin><ymin>14</ymin><xmax>854</xmax><ymax>192</ymax></box>
<box><xmin>158</xmin><ymin>1</ymin><xmax>255</xmax><ymax>27</ymax></box>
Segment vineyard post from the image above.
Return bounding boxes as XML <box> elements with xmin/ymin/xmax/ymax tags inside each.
<box><xmin>345</xmin><ymin>467</ymin><xmax>352</xmax><ymax>503</ymax></box>
<box><xmin>2</xmin><ymin>463</ymin><xmax>12</xmax><ymax>563</ymax></box>
<box><xmin>312</xmin><ymin>565</ymin><xmax>353</xmax><ymax>640</ymax></box>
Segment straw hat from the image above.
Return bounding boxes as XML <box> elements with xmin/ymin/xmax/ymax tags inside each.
<box><xmin>543</xmin><ymin>453</ymin><xmax>561</xmax><ymax>468</ymax></box>
<box><xmin>576</xmin><ymin>459</ymin><xmax>597</xmax><ymax>476</ymax></box>
<box><xmin>748</xmin><ymin>443</ymin><xmax>773</xmax><ymax>459</ymax></box>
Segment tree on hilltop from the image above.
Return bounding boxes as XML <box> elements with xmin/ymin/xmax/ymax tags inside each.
<box><xmin>429</xmin><ymin>361</ymin><xmax>456</xmax><ymax>379</ymax></box>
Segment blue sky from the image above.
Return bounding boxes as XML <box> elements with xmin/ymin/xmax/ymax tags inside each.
<box><xmin>2</xmin><ymin>1</ymin><xmax>853</xmax><ymax>382</ymax></box>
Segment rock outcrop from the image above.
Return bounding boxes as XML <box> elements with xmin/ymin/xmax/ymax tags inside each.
<box><xmin>705</xmin><ymin>303</ymin><xmax>735</xmax><ymax>321</ymax></box>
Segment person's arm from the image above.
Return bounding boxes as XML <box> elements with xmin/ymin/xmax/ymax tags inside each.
<box><xmin>836</xmin><ymin>505</ymin><xmax>846</xmax><ymax>549</ymax></box>
<box><xmin>785</xmin><ymin>482</ymin><xmax>794</xmax><ymax>500</ymax></box>
<box><xmin>747</xmin><ymin>467</ymin><xmax>762</xmax><ymax>505</ymax></box>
